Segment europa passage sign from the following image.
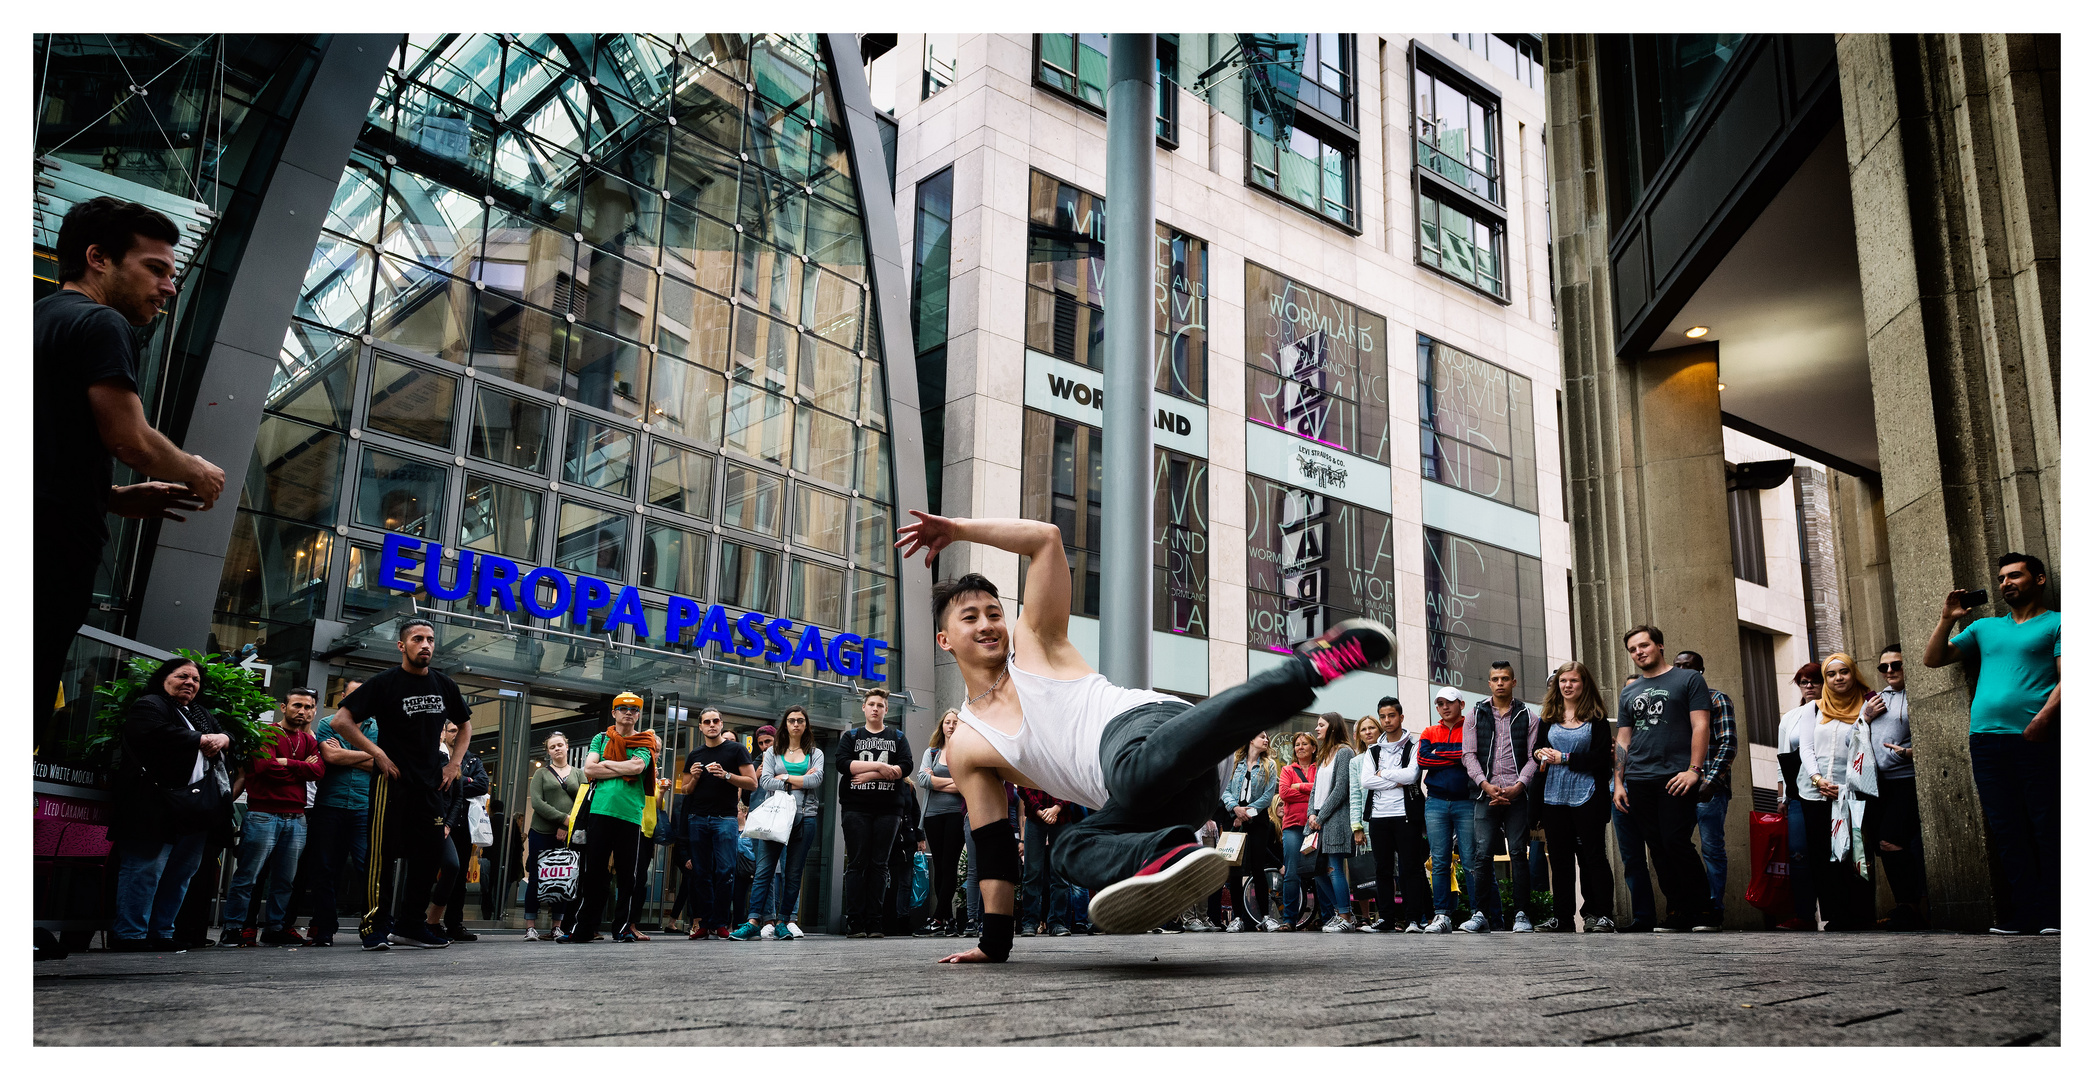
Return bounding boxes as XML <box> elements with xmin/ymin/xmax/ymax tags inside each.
<box><xmin>375</xmin><ymin>533</ymin><xmax>890</xmax><ymax>682</ymax></box>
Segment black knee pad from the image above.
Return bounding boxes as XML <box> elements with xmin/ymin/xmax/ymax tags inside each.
<box><xmin>971</xmin><ymin>822</ymin><xmax>1021</xmax><ymax>884</ymax></box>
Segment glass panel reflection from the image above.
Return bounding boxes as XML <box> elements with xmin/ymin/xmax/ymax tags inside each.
<box><xmin>271</xmin><ymin>322</ymin><xmax>358</xmax><ymax>430</ymax></box>
<box><xmin>460</xmin><ymin>474</ymin><xmax>542</xmax><ymax>559</ymax></box>
<box><xmin>723</xmin><ymin>383</ymin><xmax>793</xmax><ymax>466</ymax></box>
<box><xmin>562</xmin><ymin>415</ymin><xmax>636</xmax><ymax>496</ymax></box>
<box><xmin>218</xmin><ymin>512</ymin><xmax>333</xmax><ymax>623</ymax></box>
<box><xmin>792</xmin><ymin>485</ymin><xmax>847</xmax><ymax>555</ymax></box>
<box><xmin>851</xmin><ymin>569</ymin><xmax>893</xmax><ymax>640</ymax></box>
<box><xmin>371</xmin><ymin>258</ymin><xmax>472</xmax><ymax>364</ymax></box>
<box><xmin>648</xmin><ymin>442</ymin><xmax>714</xmax><ymax>517</ymax></box>
<box><xmin>716</xmin><ymin>539</ymin><xmax>778</xmax><ymax>610</ymax></box>
<box><xmin>468</xmin><ymin>386</ymin><xmax>550</xmax><ymax>472</ymax></box>
<box><xmin>468</xmin><ymin>289</ymin><xmax>565</xmax><ymax>394</ymax></box>
<box><xmin>788</xmin><ymin>559</ymin><xmax>844</xmax><ymax>627</ymax></box>
<box><xmin>241</xmin><ymin>415</ymin><xmax>343</xmax><ymax>525</ymax></box>
<box><xmin>355</xmin><ymin>448</ymin><xmax>446</xmax><ymax>537</ymax></box>
<box><xmin>647</xmin><ymin>353</ymin><xmax>726</xmax><ymax>443</ymax></box>
<box><xmin>720</xmin><ymin>464</ymin><xmax>782</xmax><ymax>536</ymax></box>
<box><xmin>640</xmin><ymin>522</ymin><xmax>708</xmax><ymax>595</ymax></box>
<box><xmin>852</xmin><ymin>499</ymin><xmax>892</xmax><ymax>572</ymax></box>
<box><xmin>794</xmin><ymin>407</ymin><xmax>854</xmax><ymax>488</ymax></box>
<box><xmin>366</xmin><ymin>355</ymin><xmax>459</xmax><ymax>448</ymax></box>
<box><xmin>553</xmin><ymin>500</ymin><xmax>629</xmax><ymax>581</ymax></box>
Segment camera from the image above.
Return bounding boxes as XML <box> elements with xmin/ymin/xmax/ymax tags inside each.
<box><xmin>1959</xmin><ymin>588</ymin><xmax>1989</xmax><ymax>607</ymax></box>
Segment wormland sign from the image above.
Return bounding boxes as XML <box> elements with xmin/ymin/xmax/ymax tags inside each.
<box><xmin>374</xmin><ymin>532</ymin><xmax>890</xmax><ymax>682</ymax></box>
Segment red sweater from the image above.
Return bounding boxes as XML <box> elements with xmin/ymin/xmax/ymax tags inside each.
<box><xmin>1278</xmin><ymin>762</ymin><xmax>1318</xmax><ymax>830</ymax></box>
<box><xmin>246</xmin><ymin>726</ymin><xmax>324</xmax><ymax>815</ymax></box>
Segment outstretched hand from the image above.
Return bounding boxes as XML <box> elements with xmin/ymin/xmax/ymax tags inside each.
<box><xmin>895</xmin><ymin>509</ymin><xmax>959</xmax><ymax>568</ymax></box>
<box><xmin>938</xmin><ymin>946</ymin><xmax>997</xmax><ymax>964</ymax></box>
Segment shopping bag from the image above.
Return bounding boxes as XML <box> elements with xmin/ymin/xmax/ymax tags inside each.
<box><xmin>1845</xmin><ymin>719</ymin><xmax>1880</xmax><ymax>799</ymax></box>
<box><xmin>1217</xmin><ymin>831</ymin><xmax>1248</xmax><ymax>865</ymax></box>
<box><xmin>467</xmin><ymin>794</ymin><xmax>494</xmax><ymax>846</ymax></box>
<box><xmin>1744</xmin><ymin>810</ymin><xmax>1792</xmax><ymax>913</ymax></box>
<box><xmin>742</xmin><ymin>790</ymin><xmax>797</xmax><ymax>844</ymax></box>
<box><xmin>535</xmin><ymin>846</ymin><xmax>581</xmax><ymax>906</ymax></box>
<box><xmin>909</xmin><ymin>851</ymin><xmax>931</xmax><ymax>909</ymax></box>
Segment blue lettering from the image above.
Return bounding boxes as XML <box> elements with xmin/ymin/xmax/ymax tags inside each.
<box><xmin>570</xmin><ymin>576</ymin><xmax>614</xmax><ymax>628</ymax></box>
<box><xmin>827</xmin><ymin>632</ymin><xmax>864</xmax><ymax>678</ymax></box>
<box><xmin>692</xmin><ymin>604</ymin><xmax>735</xmax><ymax>652</ymax></box>
<box><xmin>424</xmin><ymin>546</ymin><xmax>474</xmax><ymax>602</ymax></box>
<box><xmin>790</xmin><ymin>624</ymin><xmax>829</xmax><ymax>671</ymax></box>
<box><xmin>862</xmin><ymin>638</ymin><xmax>891</xmax><ymax>683</ymax></box>
<box><xmin>734</xmin><ymin>611</ymin><xmax>769</xmax><ymax>657</ymax></box>
<box><xmin>378</xmin><ymin>533</ymin><xmax>423</xmax><ymax>592</ymax></box>
<box><xmin>472</xmin><ymin>554</ymin><xmax>521</xmax><ymax>612</ymax></box>
<box><xmin>663</xmin><ymin>597</ymin><xmax>702</xmax><ymax>646</ymax></box>
<box><xmin>604</xmin><ymin>585</ymin><xmax>649</xmax><ymax>637</ymax></box>
<box><xmin>764</xmin><ymin>617</ymin><xmax>795</xmax><ymax>663</ymax></box>
<box><xmin>518</xmin><ymin>567</ymin><xmax>571</xmax><ymax>619</ymax></box>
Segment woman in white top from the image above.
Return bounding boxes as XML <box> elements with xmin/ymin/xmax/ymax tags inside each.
<box><xmin>1792</xmin><ymin>654</ymin><xmax>1878</xmax><ymax>931</ymax></box>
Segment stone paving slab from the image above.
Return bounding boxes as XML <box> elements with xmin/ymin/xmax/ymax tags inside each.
<box><xmin>32</xmin><ymin>931</ymin><xmax>2060</xmax><ymax>1046</ymax></box>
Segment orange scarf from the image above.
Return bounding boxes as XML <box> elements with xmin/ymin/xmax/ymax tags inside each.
<box><xmin>603</xmin><ymin>725</ymin><xmax>661</xmax><ymax>789</ymax></box>
<box><xmin>1816</xmin><ymin>653</ymin><xmax>1871</xmax><ymax>724</ymax></box>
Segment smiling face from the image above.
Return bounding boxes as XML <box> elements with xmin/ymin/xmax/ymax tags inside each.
<box><xmin>1823</xmin><ymin>660</ymin><xmax>1855</xmax><ymax>696</ymax></box>
<box><xmin>1436</xmin><ymin>697</ymin><xmax>1464</xmax><ymax>725</ymax></box>
<box><xmin>1291</xmin><ymin>734</ymin><xmax>1316</xmax><ymax>763</ymax></box>
<box><xmin>1625</xmin><ymin>631</ymin><xmax>1664</xmax><ymax>672</ymax></box>
<box><xmin>1998</xmin><ymin>560</ymin><xmax>2044</xmax><ymax>605</ymax></box>
<box><xmin>936</xmin><ymin>589</ymin><xmax>1009</xmax><ymax>672</ymax></box>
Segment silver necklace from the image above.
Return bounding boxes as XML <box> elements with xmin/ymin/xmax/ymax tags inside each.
<box><xmin>965</xmin><ymin>661</ymin><xmax>1010</xmax><ymax>708</ymax></box>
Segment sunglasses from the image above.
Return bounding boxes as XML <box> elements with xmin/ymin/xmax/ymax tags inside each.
<box><xmin>1878</xmin><ymin>662</ymin><xmax>1903</xmax><ymax>673</ymax></box>
<box><xmin>612</xmin><ymin>705</ymin><xmax>641</xmax><ymax>714</ymax></box>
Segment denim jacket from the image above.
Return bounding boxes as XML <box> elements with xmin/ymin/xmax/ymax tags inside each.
<box><xmin>1222</xmin><ymin>758</ymin><xmax>1278</xmax><ymax>814</ymax></box>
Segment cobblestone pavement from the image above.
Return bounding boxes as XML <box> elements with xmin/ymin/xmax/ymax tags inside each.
<box><xmin>33</xmin><ymin>930</ymin><xmax>2060</xmax><ymax>1046</ymax></box>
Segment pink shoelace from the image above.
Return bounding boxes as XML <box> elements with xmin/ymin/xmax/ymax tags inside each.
<box><xmin>1310</xmin><ymin>638</ymin><xmax>1367</xmax><ymax>682</ymax></box>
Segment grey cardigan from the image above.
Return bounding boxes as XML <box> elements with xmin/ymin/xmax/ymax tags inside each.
<box><xmin>1311</xmin><ymin>746</ymin><xmax>1355</xmax><ymax>855</ymax></box>
<box><xmin>757</xmin><ymin>747</ymin><xmax>825</xmax><ymax>818</ymax></box>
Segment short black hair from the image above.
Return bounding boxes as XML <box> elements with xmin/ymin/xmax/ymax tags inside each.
<box><xmin>1675</xmin><ymin>650</ymin><xmax>1705</xmax><ymax>671</ymax></box>
<box><xmin>1489</xmin><ymin>660</ymin><xmax>1514</xmax><ymax>673</ymax></box>
<box><xmin>1623</xmin><ymin>624</ymin><xmax>1665</xmax><ymax>648</ymax></box>
<box><xmin>56</xmin><ymin>196</ymin><xmax>181</xmax><ymax>283</ymax></box>
<box><xmin>1880</xmin><ymin>642</ymin><xmax>1903</xmax><ymax>656</ymax></box>
<box><xmin>399</xmin><ymin>618</ymin><xmax>435</xmax><ymax>640</ymax></box>
<box><xmin>1999</xmin><ymin>552</ymin><xmax>2048</xmax><ymax>580</ymax></box>
<box><xmin>284</xmin><ymin>687</ymin><xmax>319</xmax><ymax>703</ymax></box>
<box><xmin>932</xmin><ymin>573</ymin><xmax>1001</xmax><ymax>629</ymax></box>
<box><xmin>1376</xmin><ymin>695</ymin><xmax>1402</xmax><ymax>714</ymax></box>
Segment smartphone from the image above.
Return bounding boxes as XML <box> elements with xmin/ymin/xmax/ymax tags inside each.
<box><xmin>1960</xmin><ymin>588</ymin><xmax>1990</xmax><ymax>607</ymax></box>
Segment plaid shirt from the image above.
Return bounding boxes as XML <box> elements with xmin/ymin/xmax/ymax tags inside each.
<box><xmin>1701</xmin><ymin>689</ymin><xmax>1737</xmax><ymax>791</ymax></box>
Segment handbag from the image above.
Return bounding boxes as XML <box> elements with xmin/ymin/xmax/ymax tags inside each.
<box><xmin>909</xmin><ymin>851</ymin><xmax>931</xmax><ymax>909</ymax></box>
<box><xmin>1300</xmin><ymin>831</ymin><xmax>1319</xmax><ymax>855</ymax></box>
<box><xmin>742</xmin><ymin>789</ymin><xmax>798</xmax><ymax>845</ymax></box>
<box><xmin>535</xmin><ymin>846</ymin><xmax>581</xmax><ymax>905</ymax></box>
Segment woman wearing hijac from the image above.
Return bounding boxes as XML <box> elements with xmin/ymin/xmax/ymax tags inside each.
<box><xmin>1794</xmin><ymin>653</ymin><xmax>1881</xmax><ymax>932</ymax></box>
<box><xmin>1305</xmin><ymin>714</ymin><xmax>1359</xmax><ymax>932</ymax></box>
<box><xmin>734</xmin><ymin>706</ymin><xmax>825</xmax><ymax>941</ymax></box>
<box><xmin>1221</xmin><ymin>731</ymin><xmax>1282</xmax><ymax>932</ymax></box>
<box><xmin>1533</xmin><ymin>661</ymin><xmax>1616</xmax><ymax>933</ymax></box>
<box><xmin>1276</xmin><ymin>732</ymin><xmax>1319</xmax><ymax>930</ymax></box>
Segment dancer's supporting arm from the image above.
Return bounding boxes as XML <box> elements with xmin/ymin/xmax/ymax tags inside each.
<box><xmin>896</xmin><ymin>512</ymin><xmax>1089</xmax><ymax>678</ymax></box>
<box><xmin>937</xmin><ymin>726</ymin><xmax>1023</xmax><ymax>964</ymax></box>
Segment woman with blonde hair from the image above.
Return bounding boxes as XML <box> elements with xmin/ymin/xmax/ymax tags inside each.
<box><xmin>1795</xmin><ymin>653</ymin><xmax>1879</xmax><ymax>931</ymax></box>
<box><xmin>1222</xmin><ymin>731</ymin><xmax>1282</xmax><ymax>931</ymax></box>
<box><xmin>1306</xmin><ymin>713</ymin><xmax>1359</xmax><ymax>931</ymax></box>
<box><xmin>1534</xmin><ymin>661</ymin><xmax>1616</xmax><ymax>932</ymax></box>
<box><xmin>913</xmin><ymin>709</ymin><xmax>968</xmax><ymax>936</ymax></box>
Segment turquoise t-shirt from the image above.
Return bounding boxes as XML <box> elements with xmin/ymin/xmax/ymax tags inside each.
<box><xmin>1950</xmin><ymin>609</ymin><xmax>2061</xmax><ymax>735</ymax></box>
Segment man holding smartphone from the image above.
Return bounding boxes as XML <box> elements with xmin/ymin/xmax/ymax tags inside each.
<box><xmin>680</xmin><ymin>707</ymin><xmax>756</xmax><ymax>940</ymax></box>
<box><xmin>1922</xmin><ymin>552</ymin><xmax>2060</xmax><ymax>935</ymax></box>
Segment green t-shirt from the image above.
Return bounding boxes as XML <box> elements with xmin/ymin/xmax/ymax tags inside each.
<box><xmin>1950</xmin><ymin>609</ymin><xmax>2062</xmax><ymax>735</ymax></box>
<box><xmin>586</xmin><ymin>733</ymin><xmax>654</xmax><ymax>825</ymax></box>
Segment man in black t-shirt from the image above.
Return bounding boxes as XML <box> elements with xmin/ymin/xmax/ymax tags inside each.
<box><xmin>1613</xmin><ymin>624</ymin><xmax>1715</xmax><ymax>932</ymax></box>
<box><xmin>836</xmin><ymin>688</ymin><xmax>914</xmax><ymax>938</ymax></box>
<box><xmin>34</xmin><ymin>198</ymin><xmax>224</xmax><ymax>723</ymax></box>
<box><xmin>327</xmin><ymin>619</ymin><xmax>471</xmax><ymax>950</ymax></box>
<box><xmin>679</xmin><ymin>708</ymin><xmax>756</xmax><ymax>939</ymax></box>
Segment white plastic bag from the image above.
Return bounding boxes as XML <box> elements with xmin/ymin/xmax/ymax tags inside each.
<box><xmin>467</xmin><ymin>794</ymin><xmax>494</xmax><ymax>846</ymax></box>
<box><xmin>742</xmin><ymin>790</ymin><xmax>798</xmax><ymax>845</ymax></box>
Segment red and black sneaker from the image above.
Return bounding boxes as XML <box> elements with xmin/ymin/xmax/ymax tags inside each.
<box><xmin>1087</xmin><ymin>843</ymin><xmax>1232</xmax><ymax>935</ymax></box>
<box><xmin>1294</xmin><ymin>618</ymin><xmax>1395</xmax><ymax>686</ymax></box>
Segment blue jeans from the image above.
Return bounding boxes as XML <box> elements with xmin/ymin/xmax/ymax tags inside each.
<box><xmin>683</xmin><ymin>815</ymin><xmax>739</xmax><ymax>931</ymax></box>
<box><xmin>301</xmin><ymin>805</ymin><xmax>368</xmax><ymax>938</ymax></box>
<box><xmin>223</xmin><ymin>811</ymin><xmax>308</xmax><ymax>932</ymax></box>
<box><xmin>1280</xmin><ymin>826</ymin><xmax>1309</xmax><ymax>920</ymax></box>
<box><xmin>1313</xmin><ymin>851</ymin><xmax>1352</xmax><ymax>915</ymax></box>
<box><xmin>750</xmin><ymin>816</ymin><xmax>819</xmax><ymax>922</ymax></box>
<box><xmin>1423</xmin><ymin>796</ymin><xmax>1477</xmax><ymax>917</ymax></box>
<box><xmin>113</xmin><ymin>831</ymin><xmax>208</xmax><ymax>941</ymax></box>
<box><xmin>1696</xmin><ymin>793</ymin><xmax>1731</xmax><ymax>917</ymax></box>
<box><xmin>1611</xmin><ymin>801</ymin><xmax>1657</xmax><ymax>926</ymax></box>
<box><xmin>1969</xmin><ymin>733</ymin><xmax>2061</xmax><ymax>932</ymax></box>
<box><xmin>1022</xmin><ymin>817</ymin><xmax>1073</xmax><ymax>928</ymax></box>
<box><xmin>1784</xmin><ymin>795</ymin><xmax>1817</xmax><ymax>923</ymax></box>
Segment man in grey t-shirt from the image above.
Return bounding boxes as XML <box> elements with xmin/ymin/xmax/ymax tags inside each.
<box><xmin>1613</xmin><ymin>625</ymin><xmax>1715</xmax><ymax>931</ymax></box>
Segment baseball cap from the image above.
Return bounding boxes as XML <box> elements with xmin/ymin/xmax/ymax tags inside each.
<box><xmin>1433</xmin><ymin>686</ymin><xmax>1464</xmax><ymax>704</ymax></box>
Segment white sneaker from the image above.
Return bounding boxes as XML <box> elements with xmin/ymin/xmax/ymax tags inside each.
<box><xmin>1512</xmin><ymin>911</ymin><xmax>1535</xmax><ymax>933</ymax></box>
<box><xmin>522</xmin><ymin>927</ymin><xmax>542</xmax><ymax>941</ymax></box>
<box><xmin>1403</xmin><ymin>921</ymin><xmax>1424</xmax><ymax>934</ymax></box>
<box><xmin>781</xmin><ymin>922</ymin><xmax>803</xmax><ymax>940</ymax></box>
<box><xmin>1424</xmin><ymin>914</ymin><xmax>1454</xmax><ymax>934</ymax></box>
<box><xmin>1458</xmin><ymin>912</ymin><xmax>1491</xmax><ymax>934</ymax></box>
<box><xmin>1321</xmin><ymin>914</ymin><xmax>1357</xmax><ymax>933</ymax></box>
<box><xmin>760</xmin><ymin>923</ymin><xmax>778</xmax><ymax>940</ymax></box>
<box><xmin>1088</xmin><ymin>847</ymin><xmax>1232</xmax><ymax>934</ymax></box>
<box><xmin>1588</xmin><ymin>916</ymin><xmax>1616</xmax><ymax>933</ymax></box>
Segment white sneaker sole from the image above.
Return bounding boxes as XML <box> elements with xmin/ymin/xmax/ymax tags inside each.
<box><xmin>1088</xmin><ymin>849</ymin><xmax>1232</xmax><ymax>935</ymax></box>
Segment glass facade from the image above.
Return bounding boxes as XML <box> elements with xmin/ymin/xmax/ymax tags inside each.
<box><xmin>1417</xmin><ymin>188</ymin><xmax>1506</xmax><ymax>298</ymax></box>
<box><xmin>1418</xmin><ymin>334</ymin><xmax>1538</xmax><ymax>512</ymax></box>
<box><xmin>1423</xmin><ymin>527</ymin><xmax>1546</xmax><ymax>696</ymax></box>
<box><xmin>1414</xmin><ymin>63</ymin><xmax>1501</xmax><ymax>204</ymax></box>
<box><xmin>1244</xmin><ymin>263</ymin><xmax>1390</xmax><ymax>463</ymax></box>
<box><xmin>221</xmin><ymin>34</ymin><xmax>897</xmax><ymax>708</ymax></box>
<box><xmin>1246</xmin><ymin>479</ymin><xmax>1395</xmax><ymax>671</ymax></box>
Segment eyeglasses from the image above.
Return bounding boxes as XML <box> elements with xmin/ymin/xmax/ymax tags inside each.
<box><xmin>1878</xmin><ymin>662</ymin><xmax>1903</xmax><ymax>673</ymax></box>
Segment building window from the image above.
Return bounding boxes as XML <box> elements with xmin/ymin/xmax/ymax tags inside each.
<box><xmin>1248</xmin><ymin>116</ymin><xmax>1356</xmax><ymax>229</ymax></box>
<box><xmin>912</xmin><ymin>168</ymin><xmax>954</xmax><ymax>516</ymax></box>
<box><xmin>1246</xmin><ymin>478</ymin><xmax>1395</xmax><ymax>666</ymax></box>
<box><xmin>1021</xmin><ymin>410</ymin><xmax>1209</xmax><ymax>634</ymax></box>
<box><xmin>1023</xmin><ymin>169</ymin><xmax>1207</xmax><ymax>405</ymax></box>
<box><xmin>1243</xmin><ymin>263</ymin><xmax>1390</xmax><ymax>464</ymax></box>
<box><xmin>1729</xmin><ymin>484</ymin><xmax>1769</xmax><ymax>586</ymax></box>
<box><xmin>1449</xmin><ymin>34</ymin><xmax>1544</xmax><ymax>91</ymax></box>
<box><xmin>1598</xmin><ymin>34</ymin><xmax>1753</xmax><ymax>224</ymax></box>
<box><xmin>1297</xmin><ymin>34</ymin><xmax>1355</xmax><ymax>125</ymax></box>
<box><xmin>1413</xmin><ymin>62</ymin><xmax>1501</xmax><ymax>204</ymax></box>
<box><xmin>1738</xmin><ymin>626</ymin><xmax>1780</xmax><ymax>746</ymax></box>
<box><xmin>1423</xmin><ymin>527</ymin><xmax>1546</xmax><ymax>694</ymax></box>
<box><xmin>1034</xmin><ymin>34</ymin><xmax>1182</xmax><ymax>143</ymax></box>
<box><xmin>1418</xmin><ymin>335</ymin><xmax>1539</xmax><ymax>512</ymax></box>
<box><xmin>923</xmin><ymin>33</ymin><xmax>957</xmax><ymax>99</ymax></box>
<box><xmin>1417</xmin><ymin>188</ymin><xmax>1506</xmax><ymax>298</ymax></box>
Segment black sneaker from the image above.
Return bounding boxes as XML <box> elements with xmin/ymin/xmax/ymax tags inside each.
<box><xmin>1294</xmin><ymin>619</ymin><xmax>1395</xmax><ymax>686</ymax></box>
<box><xmin>390</xmin><ymin>924</ymin><xmax>451</xmax><ymax>949</ymax></box>
<box><xmin>443</xmin><ymin>927</ymin><xmax>480</xmax><ymax>942</ymax></box>
<box><xmin>360</xmin><ymin>930</ymin><xmax>392</xmax><ymax>952</ymax></box>
<box><xmin>259</xmin><ymin>928</ymin><xmax>305</xmax><ymax>947</ymax></box>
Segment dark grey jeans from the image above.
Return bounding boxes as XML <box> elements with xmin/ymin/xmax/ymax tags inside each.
<box><xmin>1054</xmin><ymin>657</ymin><xmax>1316</xmax><ymax>890</ymax></box>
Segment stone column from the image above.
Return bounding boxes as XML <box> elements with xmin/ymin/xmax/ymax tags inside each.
<box><xmin>1836</xmin><ymin>33</ymin><xmax>2061</xmax><ymax>931</ymax></box>
<box><xmin>1546</xmin><ymin>38</ymin><xmax>1756</xmax><ymax>929</ymax></box>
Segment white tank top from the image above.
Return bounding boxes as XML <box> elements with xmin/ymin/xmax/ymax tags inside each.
<box><xmin>958</xmin><ymin>655</ymin><xmax>1180</xmax><ymax>810</ymax></box>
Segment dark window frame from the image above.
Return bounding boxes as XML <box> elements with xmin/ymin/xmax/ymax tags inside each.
<box><xmin>1031</xmin><ymin>33</ymin><xmax>1183</xmax><ymax>150</ymax></box>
